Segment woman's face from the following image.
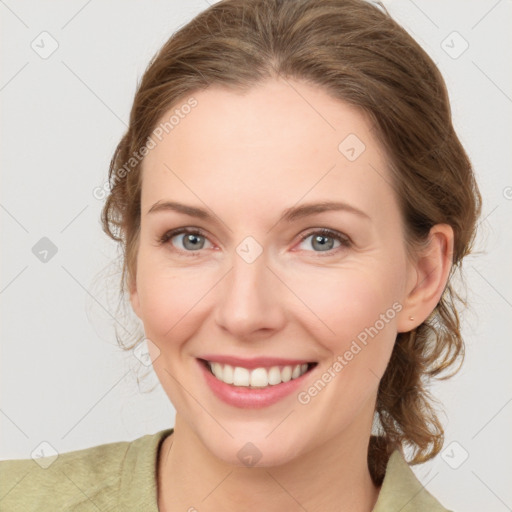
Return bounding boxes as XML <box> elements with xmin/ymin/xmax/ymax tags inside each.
<box><xmin>131</xmin><ymin>78</ymin><xmax>417</xmax><ymax>466</ymax></box>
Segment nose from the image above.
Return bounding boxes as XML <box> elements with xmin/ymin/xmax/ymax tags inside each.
<box><xmin>214</xmin><ymin>248</ymin><xmax>286</xmax><ymax>341</ymax></box>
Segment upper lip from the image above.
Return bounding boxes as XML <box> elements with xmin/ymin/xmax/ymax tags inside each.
<box><xmin>198</xmin><ymin>355</ymin><xmax>315</xmax><ymax>369</ymax></box>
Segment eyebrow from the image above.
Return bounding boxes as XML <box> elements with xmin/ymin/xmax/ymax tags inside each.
<box><xmin>147</xmin><ymin>200</ymin><xmax>370</xmax><ymax>223</ymax></box>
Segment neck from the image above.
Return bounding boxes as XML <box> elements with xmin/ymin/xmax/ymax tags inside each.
<box><xmin>157</xmin><ymin>416</ymin><xmax>381</xmax><ymax>512</ymax></box>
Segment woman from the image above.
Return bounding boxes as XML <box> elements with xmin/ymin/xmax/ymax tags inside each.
<box><xmin>0</xmin><ymin>0</ymin><xmax>481</xmax><ymax>510</ymax></box>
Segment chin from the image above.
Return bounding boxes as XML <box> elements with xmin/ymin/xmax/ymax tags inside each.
<box><xmin>203</xmin><ymin>432</ymin><xmax>305</xmax><ymax>469</ymax></box>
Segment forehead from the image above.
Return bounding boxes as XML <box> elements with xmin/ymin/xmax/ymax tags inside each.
<box><xmin>140</xmin><ymin>78</ymin><xmax>397</xmax><ymax>224</ymax></box>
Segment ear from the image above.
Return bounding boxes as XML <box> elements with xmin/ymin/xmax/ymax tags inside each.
<box><xmin>129</xmin><ymin>275</ymin><xmax>142</xmax><ymax>319</ymax></box>
<box><xmin>396</xmin><ymin>224</ymin><xmax>454</xmax><ymax>333</ymax></box>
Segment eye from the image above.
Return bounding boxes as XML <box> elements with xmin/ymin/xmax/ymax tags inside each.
<box><xmin>159</xmin><ymin>228</ymin><xmax>214</xmax><ymax>254</ymax></box>
<box><xmin>297</xmin><ymin>228</ymin><xmax>351</xmax><ymax>254</ymax></box>
<box><xmin>158</xmin><ymin>227</ymin><xmax>351</xmax><ymax>256</ymax></box>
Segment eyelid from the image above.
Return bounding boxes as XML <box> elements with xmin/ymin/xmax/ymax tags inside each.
<box><xmin>159</xmin><ymin>226</ymin><xmax>351</xmax><ymax>255</ymax></box>
<box><xmin>159</xmin><ymin>227</ymin><xmax>209</xmax><ymax>243</ymax></box>
<box><xmin>159</xmin><ymin>227</ymin><xmax>215</xmax><ymax>255</ymax></box>
<box><xmin>299</xmin><ymin>227</ymin><xmax>351</xmax><ymax>245</ymax></box>
<box><xmin>295</xmin><ymin>227</ymin><xmax>352</xmax><ymax>255</ymax></box>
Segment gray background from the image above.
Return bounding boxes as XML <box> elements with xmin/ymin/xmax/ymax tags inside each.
<box><xmin>1</xmin><ymin>1</ymin><xmax>511</xmax><ymax>510</ymax></box>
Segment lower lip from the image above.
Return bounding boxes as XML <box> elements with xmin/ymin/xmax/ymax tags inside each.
<box><xmin>197</xmin><ymin>359</ymin><xmax>314</xmax><ymax>409</ymax></box>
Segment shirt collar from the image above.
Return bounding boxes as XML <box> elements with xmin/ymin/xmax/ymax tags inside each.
<box><xmin>371</xmin><ymin>450</ymin><xmax>449</xmax><ymax>511</ymax></box>
<box><xmin>119</xmin><ymin>428</ymin><xmax>174</xmax><ymax>511</ymax></box>
<box><xmin>119</xmin><ymin>429</ymin><xmax>448</xmax><ymax>511</ymax></box>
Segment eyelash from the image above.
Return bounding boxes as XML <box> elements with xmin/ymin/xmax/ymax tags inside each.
<box><xmin>158</xmin><ymin>227</ymin><xmax>351</xmax><ymax>257</ymax></box>
<box><xmin>298</xmin><ymin>228</ymin><xmax>352</xmax><ymax>256</ymax></box>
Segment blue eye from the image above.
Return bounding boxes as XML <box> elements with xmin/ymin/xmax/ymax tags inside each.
<box><xmin>160</xmin><ymin>228</ymin><xmax>213</xmax><ymax>253</ymax></box>
<box><xmin>297</xmin><ymin>228</ymin><xmax>350</xmax><ymax>254</ymax></box>
<box><xmin>159</xmin><ymin>227</ymin><xmax>351</xmax><ymax>256</ymax></box>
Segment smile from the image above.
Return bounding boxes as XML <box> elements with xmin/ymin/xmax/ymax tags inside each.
<box><xmin>205</xmin><ymin>360</ymin><xmax>315</xmax><ymax>388</ymax></box>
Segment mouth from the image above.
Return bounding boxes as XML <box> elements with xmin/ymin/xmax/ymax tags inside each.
<box><xmin>198</xmin><ymin>358</ymin><xmax>318</xmax><ymax>389</ymax></box>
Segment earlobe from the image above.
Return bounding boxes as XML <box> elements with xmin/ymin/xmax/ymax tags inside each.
<box><xmin>397</xmin><ymin>224</ymin><xmax>454</xmax><ymax>332</ymax></box>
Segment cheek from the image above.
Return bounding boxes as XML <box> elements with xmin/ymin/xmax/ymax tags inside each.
<box><xmin>291</xmin><ymin>264</ymin><xmax>403</xmax><ymax>427</ymax></box>
<box><xmin>290</xmin><ymin>262</ymin><xmax>402</xmax><ymax>366</ymax></box>
<box><xmin>134</xmin><ymin>250</ymin><xmax>217</xmax><ymax>340</ymax></box>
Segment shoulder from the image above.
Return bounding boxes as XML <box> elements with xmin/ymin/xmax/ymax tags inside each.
<box><xmin>372</xmin><ymin>449</ymin><xmax>454</xmax><ymax>512</ymax></box>
<box><xmin>0</xmin><ymin>429</ymin><xmax>172</xmax><ymax>512</ymax></box>
<box><xmin>0</xmin><ymin>440</ymin><xmax>127</xmax><ymax>512</ymax></box>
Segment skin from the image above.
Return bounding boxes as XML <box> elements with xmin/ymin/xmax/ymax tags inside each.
<box><xmin>130</xmin><ymin>78</ymin><xmax>454</xmax><ymax>512</ymax></box>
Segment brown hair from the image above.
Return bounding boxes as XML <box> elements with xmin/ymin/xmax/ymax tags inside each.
<box><xmin>101</xmin><ymin>0</ymin><xmax>481</xmax><ymax>483</ymax></box>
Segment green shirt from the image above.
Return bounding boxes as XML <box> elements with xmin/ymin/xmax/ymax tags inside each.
<box><xmin>0</xmin><ymin>428</ymin><xmax>452</xmax><ymax>511</ymax></box>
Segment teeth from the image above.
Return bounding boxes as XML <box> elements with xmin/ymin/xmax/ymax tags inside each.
<box><xmin>233</xmin><ymin>366</ymin><xmax>250</xmax><ymax>386</ymax></box>
<box><xmin>250</xmin><ymin>368</ymin><xmax>268</xmax><ymax>387</ymax></box>
<box><xmin>291</xmin><ymin>364</ymin><xmax>301</xmax><ymax>379</ymax></box>
<box><xmin>268</xmin><ymin>366</ymin><xmax>281</xmax><ymax>385</ymax></box>
<box><xmin>207</xmin><ymin>361</ymin><xmax>311</xmax><ymax>388</ymax></box>
<box><xmin>281</xmin><ymin>365</ymin><xmax>292</xmax><ymax>383</ymax></box>
<box><xmin>223</xmin><ymin>364</ymin><xmax>234</xmax><ymax>384</ymax></box>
